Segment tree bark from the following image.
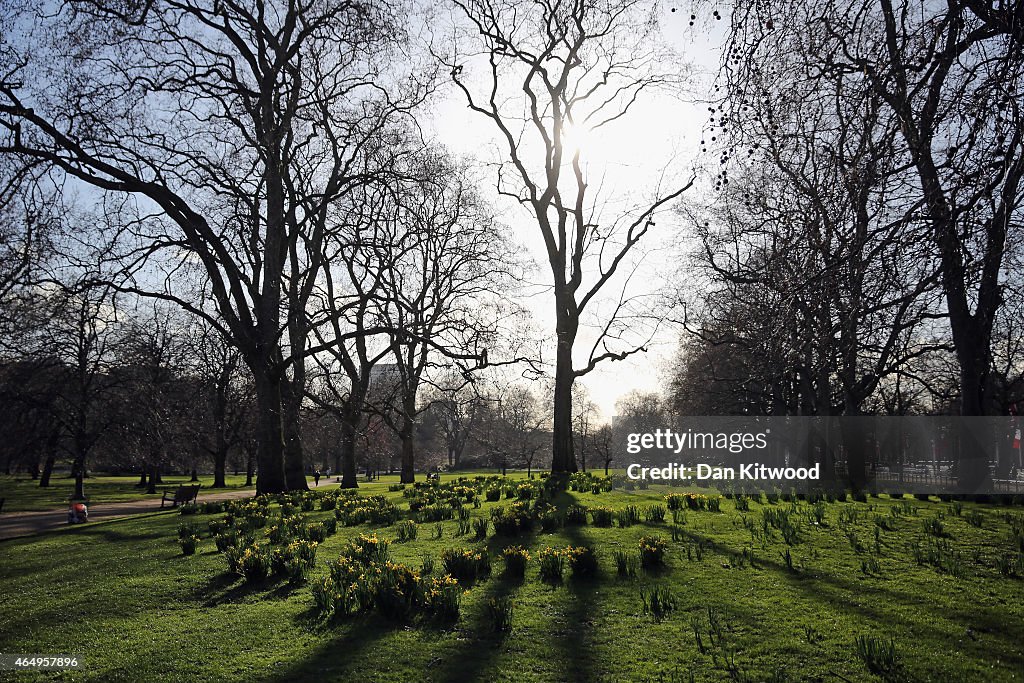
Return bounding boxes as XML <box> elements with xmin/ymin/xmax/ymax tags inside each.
<box><xmin>399</xmin><ymin>412</ymin><xmax>415</xmax><ymax>484</ymax></box>
<box><xmin>251</xmin><ymin>364</ymin><xmax>287</xmax><ymax>494</ymax></box>
<box><xmin>551</xmin><ymin>328</ymin><xmax>578</xmax><ymax>474</ymax></box>
<box><xmin>39</xmin><ymin>454</ymin><xmax>55</xmax><ymax>488</ymax></box>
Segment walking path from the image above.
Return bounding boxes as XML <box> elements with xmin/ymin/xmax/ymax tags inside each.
<box><xmin>0</xmin><ymin>488</ymin><xmax>257</xmax><ymax>542</ymax></box>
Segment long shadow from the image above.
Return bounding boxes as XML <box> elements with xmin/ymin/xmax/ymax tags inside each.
<box><xmin>677</xmin><ymin>525</ymin><xmax>1024</xmax><ymax>658</ymax></box>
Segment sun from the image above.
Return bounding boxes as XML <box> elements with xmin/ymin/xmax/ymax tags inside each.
<box><xmin>559</xmin><ymin>119</ymin><xmax>593</xmax><ymax>159</ymax></box>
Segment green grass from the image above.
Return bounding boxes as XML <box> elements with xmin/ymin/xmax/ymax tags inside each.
<box><xmin>1</xmin><ymin>478</ymin><xmax>1023</xmax><ymax>681</ymax></box>
<box><xmin>0</xmin><ymin>474</ymin><xmax>254</xmax><ymax>511</ymax></box>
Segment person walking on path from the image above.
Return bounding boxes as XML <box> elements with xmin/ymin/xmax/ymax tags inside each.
<box><xmin>313</xmin><ymin>469</ymin><xmax>321</xmax><ymax>487</ymax></box>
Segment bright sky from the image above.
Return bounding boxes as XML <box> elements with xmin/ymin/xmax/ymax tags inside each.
<box><xmin>423</xmin><ymin>8</ymin><xmax>726</xmax><ymax>420</ymax></box>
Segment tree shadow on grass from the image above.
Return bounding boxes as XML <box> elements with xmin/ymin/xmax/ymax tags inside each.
<box><xmin>677</xmin><ymin>526</ymin><xmax>1024</xmax><ymax>662</ymax></box>
<box><xmin>256</xmin><ymin>614</ymin><xmax>400</xmax><ymax>683</ymax></box>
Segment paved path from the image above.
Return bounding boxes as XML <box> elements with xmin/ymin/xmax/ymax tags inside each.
<box><xmin>0</xmin><ymin>488</ymin><xmax>257</xmax><ymax>542</ymax></box>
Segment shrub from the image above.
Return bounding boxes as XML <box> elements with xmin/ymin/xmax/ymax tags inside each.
<box><xmin>179</xmin><ymin>535</ymin><xmax>200</xmax><ymax>556</ymax></box>
<box><xmin>538</xmin><ymin>547</ymin><xmax>565</xmax><ymax>583</ymax></box>
<box><xmin>613</xmin><ymin>549</ymin><xmax>638</xmax><ymax>577</ymax></box>
<box><xmin>855</xmin><ymin>635</ymin><xmax>899</xmax><ymax>676</ymax></box>
<box><xmin>565</xmin><ymin>504</ymin><xmax>588</xmax><ymax>525</ymax></box>
<box><xmin>440</xmin><ymin>548</ymin><xmax>491</xmax><ymax>584</ymax></box>
<box><xmin>590</xmin><ymin>507</ymin><xmax>615</xmax><ymax>527</ymax></box>
<box><xmin>644</xmin><ymin>505</ymin><xmax>667</xmax><ymax>523</ymax></box>
<box><xmin>561</xmin><ymin>545</ymin><xmax>597</xmax><ymax>578</ymax></box>
<box><xmin>639</xmin><ymin>535</ymin><xmax>668</xmax><ymax>568</ymax></box>
<box><xmin>486</xmin><ymin>596</ymin><xmax>514</xmax><ymax>632</ymax></box>
<box><xmin>640</xmin><ymin>586</ymin><xmax>676</xmax><ymax>620</ymax></box>
<box><xmin>396</xmin><ymin>520</ymin><xmax>419</xmax><ymax>543</ymax></box>
<box><xmin>502</xmin><ymin>546</ymin><xmax>530</xmax><ymax>579</ymax></box>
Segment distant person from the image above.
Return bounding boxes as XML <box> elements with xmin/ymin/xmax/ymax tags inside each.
<box><xmin>313</xmin><ymin>469</ymin><xmax>321</xmax><ymax>487</ymax></box>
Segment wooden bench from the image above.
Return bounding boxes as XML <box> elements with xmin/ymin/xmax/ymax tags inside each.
<box><xmin>161</xmin><ymin>485</ymin><xmax>200</xmax><ymax>508</ymax></box>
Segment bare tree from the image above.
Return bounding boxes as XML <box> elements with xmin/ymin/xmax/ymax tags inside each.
<box><xmin>723</xmin><ymin>0</ymin><xmax>1024</xmax><ymax>491</ymax></box>
<box><xmin>0</xmin><ymin>0</ymin><xmax>431</xmax><ymax>493</ymax></box>
<box><xmin>447</xmin><ymin>0</ymin><xmax>693</xmax><ymax>473</ymax></box>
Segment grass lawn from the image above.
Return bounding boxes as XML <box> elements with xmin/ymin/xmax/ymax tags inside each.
<box><xmin>0</xmin><ymin>474</ymin><xmax>255</xmax><ymax>512</ymax></box>
<box><xmin>1</xmin><ymin>474</ymin><xmax>1022</xmax><ymax>682</ymax></box>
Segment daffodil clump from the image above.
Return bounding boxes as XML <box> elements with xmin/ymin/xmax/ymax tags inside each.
<box><xmin>638</xmin><ymin>535</ymin><xmax>668</xmax><ymax>568</ymax></box>
<box><xmin>501</xmin><ymin>546</ymin><xmax>530</xmax><ymax>578</ymax></box>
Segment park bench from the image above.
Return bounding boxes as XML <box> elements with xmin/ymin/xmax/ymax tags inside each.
<box><xmin>161</xmin><ymin>485</ymin><xmax>200</xmax><ymax>509</ymax></box>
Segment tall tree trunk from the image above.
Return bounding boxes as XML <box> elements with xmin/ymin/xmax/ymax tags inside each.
<box><xmin>252</xmin><ymin>365</ymin><xmax>287</xmax><ymax>494</ymax></box>
<box><xmin>282</xmin><ymin>378</ymin><xmax>308</xmax><ymax>491</ymax></box>
<box><xmin>39</xmin><ymin>453</ymin><xmax>56</xmax><ymax>488</ymax></box>
<box><xmin>338</xmin><ymin>405</ymin><xmax>361</xmax><ymax>489</ymax></box>
<box><xmin>399</xmin><ymin>413</ymin><xmax>415</xmax><ymax>484</ymax></box>
<box><xmin>136</xmin><ymin>470</ymin><xmax>148</xmax><ymax>488</ymax></box>
<box><xmin>146</xmin><ymin>463</ymin><xmax>159</xmax><ymax>494</ymax></box>
<box><xmin>551</xmin><ymin>328</ymin><xmax>578</xmax><ymax>474</ymax></box>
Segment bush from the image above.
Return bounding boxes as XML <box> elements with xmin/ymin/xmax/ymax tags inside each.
<box><xmin>179</xmin><ymin>535</ymin><xmax>200</xmax><ymax>556</ymax></box>
<box><xmin>502</xmin><ymin>546</ymin><xmax>530</xmax><ymax>579</ymax></box>
<box><xmin>538</xmin><ymin>547</ymin><xmax>565</xmax><ymax>583</ymax></box>
<box><xmin>639</xmin><ymin>535</ymin><xmax>668</xmax><ymax>568</ymax></box>
<box><xmin>440</xmin><ymin>548</ymin><xmax>491</xmax><ymax>584</ymax></box>
<box><xmin>566</xmin><ymin>546</ymin><xmax>599</xmax><ymax>578</ymax></box>
<box><xmin>486</xmin><ymin>596</ymin><xmax>514</xmax><ymax>632</ymax></box>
